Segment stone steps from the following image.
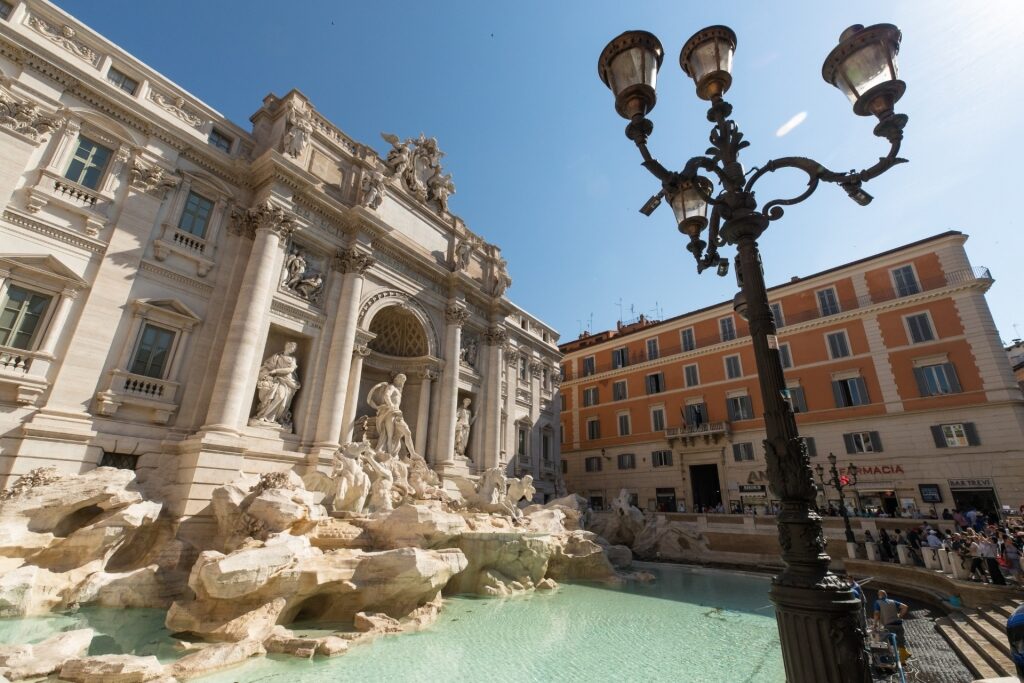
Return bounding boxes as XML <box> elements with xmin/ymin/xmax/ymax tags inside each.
<box><xmin>967</xmin><ymin>609</ymin><xmax>1012</xmax><ymax>659</ymax></box>
<box><xmin>940</xmin><ymin>612</ymin><xmax>1015</xmax><ymax>678</ymax></box>
<box><xmin>936</xmin><ymin>617</ymin><xmax>1001</xmax><ymax>681</ymax></box>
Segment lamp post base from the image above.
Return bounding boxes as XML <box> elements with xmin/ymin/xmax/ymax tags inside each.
<box><xmin>770</xmin><ymin>579</ymin><xmax>871</xmax><ymax>683</ymax></box>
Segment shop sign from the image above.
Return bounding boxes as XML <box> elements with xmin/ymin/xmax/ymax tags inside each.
<box><xmin>841</xmin><ymin>464</ymin><xmax>904</xmax><ymax>476</ymax></box>
<box><xmin>918</xmin><ymin>484</ymin><xmax>943</xmax><ymax>503</ymax></box>
<box><xmin>948</xmin><ymin>478</ymin><xmax>993</xmax><ymax>489</ymax></box>
<box><xmin>739</xmin><ymin>484</ymin><xmax>767</xmax><ymax>494</ymax></box>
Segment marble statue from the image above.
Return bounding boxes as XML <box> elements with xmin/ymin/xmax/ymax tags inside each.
<box><xmin>427</xmin><ymin>167</ymin><xmax>455</xmax><ymax>213</ymax></box>
<box><xmin>366</xmin><ymin>374</ymin><xmax>419</xmax><ymax>459</ymax></box>
<box><xmin>331</xmin><ymin>440</ymin><xmax>373</xmax><ymax>514</ymax></box>
<box><xmin>294</xmin><ymin>272</ymin><xmax>323</xmax><ymax>302</ymax></box>
<box><xmin>452</xmin><ymin>238</ymin><xmax>473</xmax><ymax>272</ymax></box>
<box><xmin>250</xmin><ymin>342</ymin><xmax>301</xmax><ymax>429</ymax></box>
<box><xmin>283</xmin><ymin>250</ymin><xmax>307</xmax><ymax>288</ymax></box>
<box><xmin>477</xmin><ymin>467</ymin><xmax>508</xmax><ymax>507</ymax></box>
<box><xmin>506</xmin><ymin>474</ymin><xmax>536</xmax><ymax>508</ymax></box>
<box><xmin>361</xmin><ymin>451</ymin><xmax>395</xmax><ymax>513</ymax></box>
<box><xmin>453</xmin><ymin>397</ymin><xmax>476</xmax><ymax>459</ymax></box>
<box><xmin>459</xmin><ymin>336</ymin><xmax>478</xmax><ymax>367</ymax></box>
<box><xmin>490</xmin><ymin>257</ymin><xmax>512</xmax><ymax>297</ymax></box>
<box><xmin>380</xmin><ymin>132</ymin><xmax>455</xmax><ymax>210</ymax></box>
<box><xmin>381</xmin><ymin>133</ymin><xmax>411</xmax><ymax>177</ymax></box>
<box><xmin>360</xmin><ymin>171</ymin><xmax>385</xmax><ymax>209</ymax></box>
<box><xmin>283</xmin><ymin>103</ymin><xmax>313</xmax><ymax>158</ymax></box>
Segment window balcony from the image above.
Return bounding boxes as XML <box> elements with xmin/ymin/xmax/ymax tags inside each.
<box><xmin>94</xmin><ymin>368</ymin><xmax>179</xmax><ymax>424</ymax></box>
<box><xmin>0</xmin><ymin>345</ymin><xmax>51</xmax><ymax>405</ymax></box>
<box><xmin>25</xmin><ymin>169</ymin><xmax>110</xmax><ymax>236</ymax></box>
<box><xmin>666</xmin><ymin>421</ymin><xmax>731</xmax><ymax>446</ymax></box>
<box><xmin>152</xmin><ymin>223</ymin><xmax>215</xmax><ymax>277</ymax></box>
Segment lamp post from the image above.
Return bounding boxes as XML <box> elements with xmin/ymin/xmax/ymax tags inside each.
<box><xmin>816</xmin><ymin>454</ymin><xmax>860</xmax><ymax>544</ymax></box>
<box><xmin>597</xmin><ymin>23</ymin><xmax>908</xmax><ymax>683</ymax></box>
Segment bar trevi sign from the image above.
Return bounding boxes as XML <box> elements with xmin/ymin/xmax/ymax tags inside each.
<box><xmin>948</xmin><ymin>478</ymin><xmax>993</xmax><ymax>490</ymax></box>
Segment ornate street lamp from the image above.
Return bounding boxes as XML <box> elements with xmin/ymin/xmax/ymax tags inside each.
<box><xmin>597</xmin><ymin>22</ymin><xmax>908</xmax><ymax>683</ymax></box>
<box><xmin>816</xmin><ymin>454</ymin><xmax>860</xmax><ymax>544</ymax></box>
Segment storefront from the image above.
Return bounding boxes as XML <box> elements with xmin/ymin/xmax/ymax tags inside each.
<box><xmin>738</xmin><ymin>484</ymin><xmax>769</xmax><ymax>513</ymax></box>
<box><xmin>948</xmin><ymin>478</ymin><xmax>1000</xmax><ymax>515</ymax></box>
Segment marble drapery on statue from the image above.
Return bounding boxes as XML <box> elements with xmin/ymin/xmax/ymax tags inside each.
<box><xmin>250</xmin><ymin>342</ymin><xmax>301</xmax><ymax>429</ymax></box>
<box><xmin>366</xmin><ymin>373</ymin><xmax>419</xmax><ymax>459</ymax></box>
<box><xmin>453</xmin><ymin>397</ymin><xmax>476</xmax><ymax>459</ymax></box>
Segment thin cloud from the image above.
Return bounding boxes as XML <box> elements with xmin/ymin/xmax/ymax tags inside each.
<box><xmin>775</xmin><ymin>111</ymin><xmax>807</xmax><ymax>137</ymax></box>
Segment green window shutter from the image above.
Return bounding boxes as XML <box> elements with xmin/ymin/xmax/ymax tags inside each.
<box><xmin>913</xmin><ymin>367</ymin><xmax>930</xmax><ymax>396</ymax></box>
<box><xmin>803</xmin><ymin>436</ymin><xmax>817</xmax><ymax>457</ymax></box>
<box><xmin>944</xmin><ymin>363</ymin><xmax>962</xmax><ymax>393</ymax></box>
<box><xmin>854</xmin><ymin>378</ymin><xmax>869</xmax><ymax>404</ymax></box>
<box><xmin>843</xmin><ymin>433</ymin><xmax>856</xmax><ymax>454</ymax></box>
<box><xmin>870</xmin><ymin>431</ymin><xmax>882</xmax><ymax>452</ymax></box>
<box><xmin>832</xmin><ymin>381</ymin><xmax>846</xmax><ymax>408</ymax></box>
<box><xmin>963</xmin><ymin>422</ymin><xmax>980</xmax><ymax>446</ymax></box>
<box><xmin>930</xmin><ymin>425</ymin><xmax>947</xmax><ymax>448</ymax></box>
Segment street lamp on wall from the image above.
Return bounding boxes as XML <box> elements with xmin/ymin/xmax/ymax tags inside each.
<box><xmin>597</xmin><ymin>21</ymin><xmax>908</xmax><ymax>683</ymax></box>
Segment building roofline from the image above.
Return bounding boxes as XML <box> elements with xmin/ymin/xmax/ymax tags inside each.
<box><xmin>560</xmin><ymin>230</ymin><xmax>966</xmax><ymax>352</ymax></box>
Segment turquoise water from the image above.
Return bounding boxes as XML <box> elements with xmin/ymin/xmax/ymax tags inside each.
<box><xmin>0</xmin><ymin>564</ymin><xmax>784</xmax><ymax>683</ymax></box>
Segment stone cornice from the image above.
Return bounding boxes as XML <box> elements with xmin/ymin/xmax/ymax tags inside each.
<box><xmin>2</xmin><ymin>209</ymin><xmax>104</xmax><ymax>253</ymax></box>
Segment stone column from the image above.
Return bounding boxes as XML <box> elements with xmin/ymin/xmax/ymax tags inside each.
<box><xmin>502</xmin><ymin>341</ymin><xmax>519</xmax><ymax>468</ymax></box>
<box><xmin>528</xmin><ymin>359</ymin><xmax>543</xmax><ymax>481</ymax></box>
<box><xmin>478</xmin><ymin>325</ymin><xmax>507</xmax><ymax>471</ymax></box>
<box><xmin>36</xmin><ymin>288</ymin><xmax>78</xmax><ymax>357</ymax></box>
<box><xmin>340</xmin><ymin>343</ymin><xmax>372</xmax><ymax>443</ymax></box>
<box><xmin>312</xmin><ymin>248</ymin><xmax>374</xmax><ymax>454</ymax></box>
<box><xmin>436</xmin><ymin>301</ymin><xmax>469</xmax><ymax>465</ymax></box>
<box><xmin>415</xmin><ymin>365</ymin><xmax>437</xmax><ymax>457</ymax></box>
<box><xmin>202</xmin><ymin>202</ymin><xmax>295</xmax><ymax>433</ymax></box>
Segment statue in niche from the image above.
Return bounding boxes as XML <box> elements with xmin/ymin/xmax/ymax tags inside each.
<box><xmin>453</xmin><ymin>397</ymin><xmax>476</xmax><ymax>459</ymax></box>
<box><xmin>490</xmin><ymin>257</ymin><xmax>512</xmax><ymax>297</ymax></box>
<box><xmin>366</xmin><ymin>373</ymin><xmax>419</xmax><ymax>459</ymax></box>
<box><xmin>360</xmin><ymin>171</ymin><xmax>385</xmax><ymax>210</ymax></box>
<box><xmin>452</xmin><ymin>238</ymin><xmax>473</xmax><ymax>272</ymax></box>
<box><xmin>460</xmin><ymin>336</ymin><xmax>478</xmax><ymax>367</ymax></box>
<box><xmin>283</xmin><ymin>103</ymin><xmax>313</xmax><ymax>158</ymax></box>
<box><xmin>283</xmin><ymin>250</ymin><xmax>307</xmax><ymax>288</ymax></box>
<box><xmin>250</xmin><ymin>341</ymin><xmax>301</xmax><ymax>429</ymax></box>
<box><xmin>282</xmin><ymin>247</ymin><xmax>324</xmax><ymax>303</ymax></box>
<box><xmin>506</xmin><ymin>474</ymin><xmax>536</xmax><ymax>509</ymax></box>
<box><xmin>294</xmin><ymin>272</ymin><xmax>324</xmax><ymax>302</ymax></box>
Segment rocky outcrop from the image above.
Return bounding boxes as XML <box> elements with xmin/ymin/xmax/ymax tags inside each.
<box><xmin>0</xmin><ymin>628</ymin><xmax>93</xmax><ymax>680</ymax></box>
<box><xmin>0</xmin><ymin>468</ymin><xmax>179</xmax><ymax>616</ymax></box>
<box><xmin>58</xmin><ymin>654</ymin><xmax>165</xmax><ymax>683</ymax></box>
<box><xmin>169</xmin><ymin>640</ymin><xmax>265</xmax><ymax>680</ymax></box>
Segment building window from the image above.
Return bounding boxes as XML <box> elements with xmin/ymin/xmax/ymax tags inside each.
<box><xmin>542</xmin><ymin>432</ymin><xmax>552</xmax><ymax>463</ymax></box>
<box><xmin>561</xmin><ymin>459</ymin><xmax>567</xmax><ymax>473</ymax></box>
<box><xmin>652</xmin><ymin>450</ymin><xmax>673</xmax><ymax>467</ymax></box>
<box><xmin>892</xmin><ymin>264</ymin><xmax>920</xmax><ymax>297</ymax></box>
<box><xmin>906</xmin><ymin>313</ymin><xmax>934</xmax><ymax>344</ymax></box>
<box><xmin>617</xmin><ymin>453</ymin><xmax>636</xmax><ymax>470</ymax></box>
<box><xmin>64</xmin><ymin>136</ymin><xmax>112</xmax><ymax>190</ymax></box>
<box><xmin>832</xmin><ymin>377</ymin><xmax>870</xmax><ymax>407</ymax></box>
<box><xmin>517</xmin><ymin>425</ymin><xmax>528</xmax><ymax>460</ymax></box>
<box><xmin>724</xmin><ymin>354</ymin><xmax>742</xmax><ymax>379</ymax></box>
<box><xmin>559</xmin><ymin>395</ymin><xmax>566</xmax><ymax>412</ymax></box>
<box><xmin>651</xmin><ymin>407</ymin><xmax>665</xmax><ymax>432</ymax></box>
<box><xmin>817</xmin><ymin>287</ymin><xmax>840</xmax><ymax>316</ymax></box>
<box><xmin>787</xmin><ymin>386</ymin><xmax>808</xmax><ymax>413</ymax></box>
<box><xmin>208</xmin><ymin>128</ymin><xmax>232</xmax><ymax>153</ymax></box>
<box><xmin>931</xmin><ymin>422</ymin><xmax>979</xmax><ymax>448</ymax></box>
<box><xmin>732</xmin><ymin>442</ymin><xmax>755</xmax><ymax>462</ymax></box>
<box><xmin>612</xmin><ymin>380</ymin><xmax>627</xmax><ymax>401</ymax></box>
<box><xmin>177</xmin><ymin>191</ymin><xmax>215</xmax><ymax>237</ymax></box>
<box><xmin>560</xmin><ymin>424</ymin><xmax>566</xmax><ymax>443</ymax></box>
<box><xmin>684</xmin><ymin>402</ymin><xmax>707</xmax><ymax>426</ymax></box>
<box><xmin>106</xmin><ymin>67</ymin><xmax>139</xmax><ymax>95</ymax></box>
<box><xmin>542</xmin><ymin>368</ymin><xmax>551</xmax><ymax>391</ymax></box>
<box><xmin>681</xmin><ymin>327</ymin><xmax>696</xmax><ymax>352</ymax></box>
<box><xmin>519</xmin><ymin>357</ymin><xmax>528</xmax><ymax>382</ymax></box>
<box><xmin>778</xmin><ymin>343</ymin><xmax>793</xmax><ymax>369</ymax></box>
<box><xmin>582</xmin><ymin>387</ymin><xmax>599</xmax><ymax>407</ymax></box>
<box><xmin>582</xmin><ymin>356</ymin><xmax>595</xmax><ymax>377</ymax></box>
<box><xmin>770</xmin><ymin>302</ymin><xmax>785</xmax><ymax>328</ymax></box>
<box><xmin>585</xmin><ymin>456</ymin><xmax>602</xmax><ymax>472</ymax></box>
<box><xmin>646</xmin><ymin>338</ymin><xmax>659</xmax><ymax>360</ymax></box>
<box><xmin>645</xmin><ymin>372</ymin><xmax>665</xmax><ymax>394</ymax></box>
<box><xmin>726</xmin><ymin>395</ymin><xmax>754</xmax><ymax>421</ymax></box>
<box><xmin>0</xmin><ymin>1</ymin><xmax>12</xmax><ymax>20</ymax></box>
<box><xmin>826</xmin><ymin>331</ymin><xmax>851</xmax><ymax>359</ymax></box>
<box><xmin>586</xmin><ymin>418</ymin><xmax>600</xmax><ymax>440</ymax></box>
<box><xmin>684</xmin><ymin>363</ymin><xmax>699</xmax><ymax>387</ymax></box>
<box><xmin>0</xmin><ymin>285</ymin><xmax>52</xmax><ymax>350</ymax></box>
<box><xmin>129</xmin><ymin>324</ymin><xmax>176</xmax><ymax>378</ymax></box>
<box><xmin>719</xmin><ymin>316</ymin><xmax>736</xmax><ymax>342</ymax></box>
<box><xmin>914</xmin><ymin>363</ymin><xmax>962</xmax><ymax>396</ymax></box>
<box><xmin>98</xmin><ymin>452</ymin><xmax>138</xmax><ymax>470</ymax></box>
<box><xmin>617</xmin><ymin>412</ymin><xmax>631</xmax><ymax>436</ymax></box>
<box><xmin>611</xmin><ymin>347</ymin><xmax>629</xmax><ymax>369</ymax></box>
<box><xmin>803</xmin><ymin>436</ymin><xmax>818</xmax><ymax>457</ymax></box>
<box><xmin>844</xmin><ymin>431</ymin><xmax>882</xmax><ymax>454</ymax></box>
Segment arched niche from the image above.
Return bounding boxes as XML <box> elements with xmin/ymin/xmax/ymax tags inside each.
<box><xmin>358</xmin><ymin>290</ymin><xmax>438</xmax><ymax>358</ymax></box>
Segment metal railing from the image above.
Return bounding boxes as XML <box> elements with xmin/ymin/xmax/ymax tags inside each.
<box><xmin>666</xmin><ymin>421</ymin><xmax>731</xmax><ymax>439</ymax></box>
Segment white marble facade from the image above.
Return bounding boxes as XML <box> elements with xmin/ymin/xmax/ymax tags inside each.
<box><xmin>0</xmin><ymin>0</ymin><xmax>562</xmax><ymax>526</ymax></box>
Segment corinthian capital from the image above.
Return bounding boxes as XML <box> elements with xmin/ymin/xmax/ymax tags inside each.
<box><xmin>229</xmin><ymin>201</ymin><xmax>296</xmax><ymax>240</ymax></box>
<box><xmin>333</xmin><ymin>247</ymin><xmax>375</xmax><ymax>274</ymax></box>
<box><xmin>445</xmin><ymin>302</ymin><xmax>470</xmax><ymax>326</ymax></box>
<box><xmin>482</xmin><ymin>325</ymin><xmax>508</xmax><ymax>346</ymax></box>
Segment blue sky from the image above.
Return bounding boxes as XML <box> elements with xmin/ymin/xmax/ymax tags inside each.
<box><xmin>56</xmin><ymin>1</ymin><xmax>1024</xmax><ymax>345</ymax></box>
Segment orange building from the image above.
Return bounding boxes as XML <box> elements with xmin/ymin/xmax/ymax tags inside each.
<box><xmin>559</xmin><ymin>232</ymin><xmax>1024</xmax><ymax>517</ymax></box>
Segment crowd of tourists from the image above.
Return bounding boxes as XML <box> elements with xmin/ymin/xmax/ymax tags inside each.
<box><xmin>862</xmin><ymin>508</ymin><xmax>1023</xmax><ymax>587</ymax></box>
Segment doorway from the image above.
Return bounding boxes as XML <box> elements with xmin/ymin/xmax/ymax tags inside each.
<box><xmin>690</xmin><ymin>464</ymin><xmax>722</xmax><ymax>511</ymax></box>
<box><xmin>952</xmin><ymin>488</ymin><xmax>1000</xmax><ymax>516</ymax></box>
<box><xmin>656</xmin><ymin>487</ymin><xmax>677</xmax><ymax>512</ymax></box>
